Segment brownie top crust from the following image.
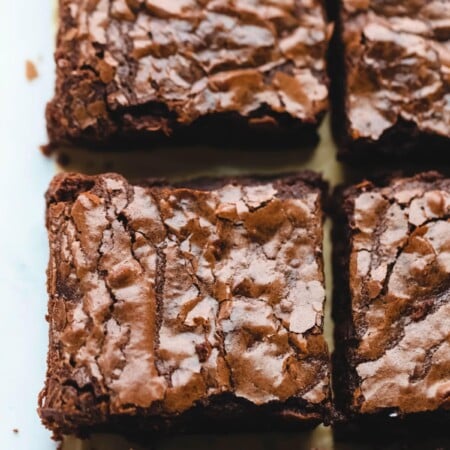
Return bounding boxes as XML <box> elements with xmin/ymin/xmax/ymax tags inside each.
<box><xmin>41</xmin><ymin>172</ymin><xmax>329</xmax><ymax>427</ymax></box>
<box><xmin>341</xmin><ymin>0</ymin><xmax>450</xmax><ymax>142</ymax></box>
<box><xmin>343</xmin><ymin>172</ymin><xmax>450</xmax><ymax>415</ymax></box>
<box><xmin>48</xmin><ymin>0</ymin><xmax>330</xmax><ymax>143</ymax></box>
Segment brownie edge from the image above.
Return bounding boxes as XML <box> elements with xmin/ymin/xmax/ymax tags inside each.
<box><xmin>39</xmin><ymin>171</ymin><xmax>331</xmax><ymax>439</ymax></box>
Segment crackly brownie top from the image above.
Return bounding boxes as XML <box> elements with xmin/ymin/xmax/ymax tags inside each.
<box><xmin>42</xmin><ymin>173</ymin><xmax>329</xmax><ymax>417</ymax></box>
<box><xmin>346</xmin><ymin>172</ymin><xmax>450</xmax><ymax>415</ymax></box>
<box><xmin>341</xmin><ymin>0</ymin><xmax>450</xmax><ymax>141</ymax></box>
<box><xmin>50</xmin><ymin>0</ymin><xmax>329</xmax><ymax>138</ymax></box>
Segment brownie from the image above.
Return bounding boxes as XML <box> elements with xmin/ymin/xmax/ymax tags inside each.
<box><xmin>38</xmin><ymin>171</ymin><xmax>331</xmax><ymax>439</ymax></box>
<box><xmin>332</xmin><ymin>172</ymin><xmax>450</xmax><ymax>436</ymax></box>
<box><xmin>333</xmin><ymin>1</ymin><xmax>450</xmax><ymax>161</ymax></box>
<box><xmin>46</xmin><ymin>1</ymin><xmax>330</xmax><ymax>149</ymax></box>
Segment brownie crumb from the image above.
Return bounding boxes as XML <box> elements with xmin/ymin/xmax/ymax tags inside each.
<box><xmin>25</xmin><ymin>60</ymin><xmax>38</xmax><ymax>81</ymax></box>
<box><xmin>40</xmin><ymin>143</ymin><xmax>56</xmax><ymax>156</ymax></box>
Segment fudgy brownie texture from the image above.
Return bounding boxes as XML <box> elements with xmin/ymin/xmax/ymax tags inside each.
<box><xmin>333</xmin><ymin>1</ymin><xmax>450</xmax><ymax>161</ymax></box>
<box><xmin>39</xmin><ymin>172</ymin><xmax>331</xmax><ymax>439</ymax></box>
<box><xmin>332</xmin><ymin>172</ymin><xmax>450</xmax><ymax>435</ymax></box>
<box><xmin>46</xmin><ymin>0</ymin><xmax>330</xmax><ymax>149</ymax></box>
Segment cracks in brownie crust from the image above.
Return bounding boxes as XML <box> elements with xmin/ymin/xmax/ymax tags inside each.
<box><xmin>408</xmin><ymin>337</ymin><xmax>447</xmax><ymax>383</ymax></box>
<box><xmin>357</xmin><ymin>214</ymin><xmax>450</xmax><ymax>359</ymax></box>
<box><xmin>68</xmin><ymin>179</ymin><xmax>132</xmax><ymax>410</ymax></box>
<box><xmin>153</xmin><ymin>190</ymin><xmax>232</xmax><ymax>400</ymax></box>
<box><xmin>95</xmin><ymin>179</ymin><xmax>137</xmax><ymax>396</ymax></box>
<box><xmin>145</xmin><ymin>189</ymin><xmax>172</xmax><ymax>394</ymax></box>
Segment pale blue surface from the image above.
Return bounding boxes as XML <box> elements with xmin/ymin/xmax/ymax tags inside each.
<box><xmin>0</xmin><ymin>1</ymin><xmax>57</xmax><ymax>448</ymax></box>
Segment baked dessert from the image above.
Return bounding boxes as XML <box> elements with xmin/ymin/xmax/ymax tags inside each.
<box><xmin>333</xmin><ymin>1</ymin><xmax>450</xmax><ymax>160</ymax></box>
<box><xmin>332</xmin><ymin>171</ymin><xmax>450</xmax><ymax>435</ymax></box>
<box><xmin>46</xmin><ymin>0</ymin><xmax>330</xmax><ymax>149</ymax></box>
<box><xmin>38</xmin><ymin>171</ymin><xmax>331</xmax><ymax>438</ymax></box>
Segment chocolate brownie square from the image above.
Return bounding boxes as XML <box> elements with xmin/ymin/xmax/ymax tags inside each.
<box><xmin>46</xmin><ymin>1</ymin><xmax>330</xmax><ymax>149</ymax></box>
<box><xmin>332</xmin><ymin>172</ymin><xmax>450</xmax><ymax>435</ymax></box>
<box><xmin>333</xmin><ymin>1</ymin><xmax>450</xmax><ymax>160</ymax></box>
<box><xmin>38</xmin><ymin>171</ymin><xmax>331</xmax><ymax>439</ymax></box>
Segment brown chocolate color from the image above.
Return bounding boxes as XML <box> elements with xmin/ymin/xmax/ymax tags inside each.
<box><xmin>46</xmin><ymin>0</ymin><xmax>330</xmax><ymax>149</ymax></box>
<box><xmin>333</xmin><ymin>1</ymin><xmax>450</xmax><ymax>161</ymax></box>
<box><xmin>332</xmin><ymin>171</ymin><xmax>450</xmax><ymax>437</ymax></box>
<box><xmin>39</xmin><ymin>171</ymin><xmax>331</xmax><ymax>439</ymax></box>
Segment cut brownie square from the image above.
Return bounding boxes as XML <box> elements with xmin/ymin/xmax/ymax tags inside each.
<box><xmin>332</xmin><ymin>172</ymin><xmax>450</xmax><ymax>434</ymax></box>
<box><xmin>333</xmin><ymin>1</ymin><xmax>450</xmax><ymax>160</ymax></box>
<box><xmin>46</xmin><ymin>1</ymin><xmax>330</xmax><ymax>149</ymax></box>
<box><xmin>39</xmin><ymin>171</ymin><xmax>331</xmax><ymax>439</ymax></box>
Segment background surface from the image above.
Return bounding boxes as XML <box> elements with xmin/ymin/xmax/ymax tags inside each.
<box><xmin>0</xmin><ymin>2</ymin><xmax>447</xmax><ymax>450</ymax></box>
